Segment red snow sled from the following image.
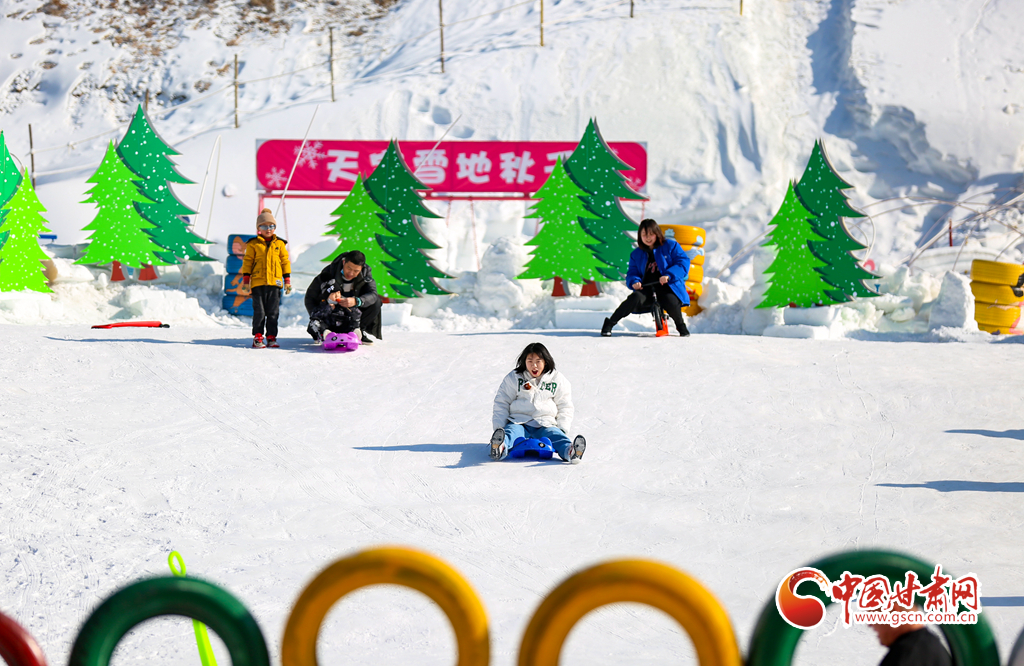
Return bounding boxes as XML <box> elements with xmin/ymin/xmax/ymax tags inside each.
<box><xmin>91</xmin><ymin>321</ymin><xmax>170</xmax><ymax>329</ymax></box>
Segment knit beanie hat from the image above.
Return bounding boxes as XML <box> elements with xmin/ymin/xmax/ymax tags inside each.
<box><xmin>256</xmin><ymin>208</ymin><xmax>276</xmax><ymax>228</ymax></box>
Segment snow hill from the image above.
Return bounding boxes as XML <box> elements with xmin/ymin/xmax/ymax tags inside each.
<box><xmin>2</xmin><ymin>0</ymin><xmax>1023</xmax><ymax>279</ymax></box>
<box><xmin>1</xmin><ymin>0</ymin><xmax>1023</xmax><ymax>334</ymax></box>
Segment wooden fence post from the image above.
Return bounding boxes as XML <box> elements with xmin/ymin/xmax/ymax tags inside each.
<box><xmin>438</xmin><ymin>0</ymin><xmax>445</xmax><ymax>73</ymax></box>
<box><xmin>329</xmin><ymin>27</ymin><xmax>335</xmax><ymax>102</ymax></box>
<box><xmin>27</xmin><ymin>124</ymin><xmax>35</xmax><ymax>187</ymax></box>
<box><xmin>233</xmin><ymin>54</ymin><xmax>240</xmax><ymax>128</ymax></box>
<box><xmin>540</xmin><ymin>0</ymin><xmax>544</xmax><ymax>46</ymax></box>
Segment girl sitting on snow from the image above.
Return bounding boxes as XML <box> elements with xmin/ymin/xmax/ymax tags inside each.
<box><xmin>490</xmin><ymin>342</ymin><xmax>586</xmax><ymax>463</ymax></box>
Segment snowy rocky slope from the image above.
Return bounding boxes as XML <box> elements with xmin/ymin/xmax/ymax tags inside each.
<box><xmin>1</xmin><ymin>0</ymin><xmax>1022</xmax><ymax>285</ymax></box>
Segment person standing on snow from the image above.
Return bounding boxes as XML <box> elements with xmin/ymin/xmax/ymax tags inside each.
<box><xmin>489</xmin><ymin>342</ymin><xmax>586</xmax><ymax>463</ymax></box>
<box><xmin>240</xmin><ymin>208</ymin><xmax>292</xmax><ymax>348</ymax></box>
<box><xmin>601</xmin><ymin>218</ymin><xmax>691</xmax><ymax>337</ymax></box>
<box><xmin>869</xmin><ymin>609</ymin><xmax>951</xmax><ymax>666</ymax></box>
<box><xmin>304</xmin><ymin>250</ymin><xmax>381</xmax><ymax>345</ymax></box>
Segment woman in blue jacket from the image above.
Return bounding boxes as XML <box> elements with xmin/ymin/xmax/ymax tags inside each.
<box><xmin>601</xmin><ymin>219</ymin><xmax>691</xmax><ymax>337</ymax></box>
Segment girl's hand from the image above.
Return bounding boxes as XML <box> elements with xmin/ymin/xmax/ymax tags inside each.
<box><xmin>632</xmin><ymin>282</ymin><xmax>642</xmax><ymax>290</ymax></box>
<box><xmin>659</xmin><ymin>275</ymin><xmax>670</xmax><ymax>285</ymax></box>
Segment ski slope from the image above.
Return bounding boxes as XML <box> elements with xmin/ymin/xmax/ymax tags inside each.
<box><xmin>2</xmin><ymin>324</ymin><xmax>1023</xmax><ymax>665</ymax></box>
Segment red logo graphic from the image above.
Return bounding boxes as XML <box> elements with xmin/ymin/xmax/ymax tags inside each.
<box><xmin>776</xmin><ymin>568</ymin><xmax>831</xmax><ymax>629</ymax></box>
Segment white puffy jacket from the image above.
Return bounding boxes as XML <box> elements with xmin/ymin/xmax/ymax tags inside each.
<box><xmin>491</xmin><ymin>369</ymin><xmax>574</xmax><ymax>433</ymax></box>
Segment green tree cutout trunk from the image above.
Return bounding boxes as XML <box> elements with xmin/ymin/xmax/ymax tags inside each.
<box><xmin>564</xmin><ymin>118</ymin><xmax>646</xmax><ymax>280</ymax></box>
<box><xmin>519</xmin><ymin>157</ymin><xmax>611</xmax><ymax>284</ymax></box>
<box><xmin>363</xmin><ymin>140</ymin><xmax>449</xmax><ymax>297</ymax></box>
<box><xmin>323</xmin><ymin>174</ymin><xmax>409</xmax><ymax>300</ymax></box>
<box><xmin>795</xmin><ymin>140</ymin><xmax>877</xmax><ymax>300</ymax></box>
<box><xmin>0</xmin><ymin>170</ymin><xmax>53</xmax><ymax>293</ymax></box>
<box><xmin>77</xmin><ymin>141</ymin><xmax>171</xmax><ymax>269</ymax></box>
<box><xmin>0</xmin><ymin>131</ymin><xmax>23</xmax><ymax>252</ymax></box>
<box><xmin>117</xmin><ymin>105</ymin><xmax>210</xmax><ymax>263</ymax></box>
<box><xmin>757</xmin><ymin>182</ymin><xmax>846</xmax><ymax>308</ymax></box>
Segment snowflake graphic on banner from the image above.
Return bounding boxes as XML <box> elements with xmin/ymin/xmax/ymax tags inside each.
<box><xmin>294</xmin><ymin>141</ymin><xmax>328</xmax><ymax>169</ymax></box>
<box><xmin>265</xmin><ymin>167</ymin><xmax>287</xmax><ymax>188</ymax></box>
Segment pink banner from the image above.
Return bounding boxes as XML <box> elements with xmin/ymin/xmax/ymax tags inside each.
<box><xmin>255</xmin><ymin>140</ymin><xmax>647</xmax><ymax>194</ymax></box>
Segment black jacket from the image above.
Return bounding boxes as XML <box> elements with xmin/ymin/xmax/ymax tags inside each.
<box><xmin>304</xmin><ymin>252</ymin><xmax>380</xmax><ymax>312</ymax></box>
<box><xmin>880</xmin><ymin>629</ymin><xmax>951</xmax><ymax>666</ymax></box>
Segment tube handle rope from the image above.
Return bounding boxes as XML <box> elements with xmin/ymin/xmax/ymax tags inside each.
<box><xmin>169</xmin><ymin>551</ymin><xmax>219</xmax><ymax>666</ymax></box>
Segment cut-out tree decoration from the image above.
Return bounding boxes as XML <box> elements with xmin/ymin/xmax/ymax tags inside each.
<box><xmin>795</xmin><ymin>140</ymin><xmax>877</xmax><ymax>300</ymax></box>
<box><xmin>0</xmin><ymin>169</ymin><xmax>52</xmax><ymax>293</ymax></box>
<box><xmin>564</xmin><ymin>118</ymin><xmax>646</xmax><ymax>280</ymax></box>
<box><xmin>0</xmin><ymin>131</ymin><xmax>23</xmax><ymax>252</ymax></box>
<box><xmin>116</xmin><ymin>105</ymin><xmax>210</xmax><ymax>263</ymax></box>
<box><xmin>757</xmin><ymin>182</ymin><xmax>847</xmax><ymax>309</ymax></box>
<box><xmin>76</xmin><ymin>141</ymin><xmax>171</xmax><ymax>271</ymax></box>
<box><xmin>519</xmin><ymin>157</ymin><xmax>610</xmax><ymax>284</ymax></box>
<box><xmin>363</xmin><ymin>140</ymin><xmax>449</xmax><ymax>297</ymax></box>
<box><xmin>323</xmin><ymin>174</ymin><xmax>409</xmax><ymax>299</ymax></box>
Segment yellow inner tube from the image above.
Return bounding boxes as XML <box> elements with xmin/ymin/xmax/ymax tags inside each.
<box><xmin>970</xmin><ymin>259</ymin><xmax>1024</xmax><ymax>285</ymax></box>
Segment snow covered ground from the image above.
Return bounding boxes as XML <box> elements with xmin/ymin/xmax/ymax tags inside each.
<box><xmin>2</xmin><ymin>325</ymin><xmax>1024</xmax><ymax>665</ymax></box>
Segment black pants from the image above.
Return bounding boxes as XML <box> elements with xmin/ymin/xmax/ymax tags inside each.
<box><xmin>251</xmin><ymin>285</ymin><xmax>281</xmax><ymax>337</ymax></box>
<box><xmin>609</xmin><ymin>285</ymin><xmax>685</xmax><ymax>334</ymax></box>
<box><xmin>305</xmin><ymin>298</ymin><xmax>381</xmax><ymax>340</ymax></box>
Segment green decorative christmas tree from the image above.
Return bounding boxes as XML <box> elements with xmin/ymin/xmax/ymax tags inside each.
<box><xmin>564</xmin><ymin>118</ymin><xmax>646</xmax><ymax>280</ymax></box>
<box><xmin>795</xmin><ymin>140</ymin><xmax>877</xmax><ymax>300</ymax></box>
<box><xmin>757</xmin><ymin>182</ymin><xmax>846</xmax><ymax>309</ymax></box>
<box><xmin>363</xmin><ymin>140</ymin><xmax>449</xmax><ymax>297</ymax></box>
<box><xmin>520</xmin><ymin>158</ymin><xmax>610</xmax><ymax>284</ymax></box>
<box><xmin>77</xmin><ymin>141</ymin><xmax>171</xmax><ymax>269</ymax></box>
<box><xmin>0</xmin><ymin>169</ymin><xmax>52</xmax><ymax>293</ymax></box>
<box><xmin>323</xmin><ymin>174</ymin><xmax>409</xmax><ymax>299</ymax></box>
<box><xmin>116</xmin><ymin>105</ymin><xmax>210</xmax><ymax>263</ymax></box>
<box><xmin>0</xmin><ymin>131</ymin><xmax>23</xmax><ymax>251</ymax></box>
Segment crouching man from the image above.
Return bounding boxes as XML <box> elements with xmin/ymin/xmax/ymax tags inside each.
<box><xmin>304</xmin><ymin>250</ymin><xmax>381</xmax><ymax>345</ymax></box>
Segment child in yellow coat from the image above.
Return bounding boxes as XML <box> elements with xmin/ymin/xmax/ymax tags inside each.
<box><xmin>240</xmin><ymin>208</ymin><xmax>292</xmax><ymax>348</ymax></box>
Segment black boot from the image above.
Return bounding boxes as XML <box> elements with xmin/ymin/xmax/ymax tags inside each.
<box><xmin>601</xmin><ymin>317</ymin><xmax>614</xmax><ymax>337</ymax></box>
<box><xmin>678</xmin><ymin>320</ymin><xmax>691</xmax><ymax>337</ymax></box>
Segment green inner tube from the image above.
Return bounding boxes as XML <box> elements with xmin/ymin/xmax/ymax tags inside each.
<box><xmin>69</xmin><ymin>577</ymin><xmax>269</xmax><ymax>666</ymax></box>
<box><xmin>747</xmin><ymin>550</ymin><xmax>998</xmax><ymax>666</ymax></box>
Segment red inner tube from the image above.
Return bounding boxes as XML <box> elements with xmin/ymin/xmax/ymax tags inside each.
<box><xmin>0</xmin><ymin>612</ymin><xmax>48</xmax><ymax>666</ymax></box>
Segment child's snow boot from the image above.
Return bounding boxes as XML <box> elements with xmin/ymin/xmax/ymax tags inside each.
<box><xmin>266</xmin><ymin>335</ymin><xmax>280</xmax><ymax>348</ymax></box>
<box><xmin>600</xmin><ymin>318</ymin><xmax>614</xmax><ymax>337</ymax></box>
<box><xmin>489</xmin><ymin>428</ymin><xmax>507</xmax><ymax>460</ymax></box>
<box><xmin>252</xmin><ymin>334</ymin><xmax>266</xmax><ymax>349</ymax></box>
<box><xmin>568</xmin><ymin>435</ymin><xmax>586</xmax><ymax>464</ymax></box>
